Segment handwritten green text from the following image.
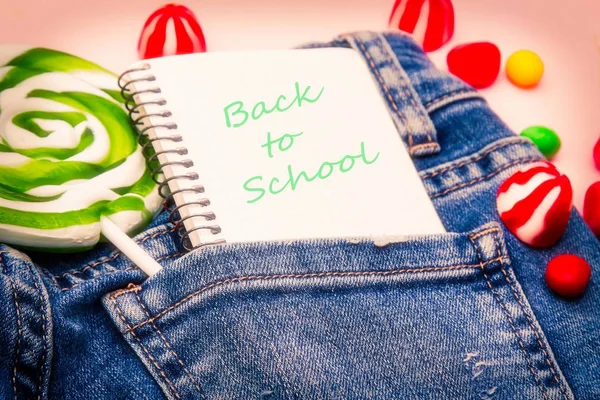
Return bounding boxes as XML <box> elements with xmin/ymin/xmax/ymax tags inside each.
<box><xmin>223</xmin><ymin>82</ymin><xmax>325</xmax><ymax>129</ymax></box>
<box><xmin>261</xmin><ymin>131</ymin><xmax>304</xmax><ymax>158</ymax></box>
<box><xmin>243</xmin><ymin>141</ymin><xmax>380</xmax><ymax>203</ymax></box>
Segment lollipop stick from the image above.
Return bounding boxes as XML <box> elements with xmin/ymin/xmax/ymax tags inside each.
<box><xmin>100</xmin><ymin>216</ymin><xmax>162</xmax><ymax>276</ymax></box>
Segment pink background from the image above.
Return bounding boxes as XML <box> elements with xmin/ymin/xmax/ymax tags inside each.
<box><xmin>0</xmin><ymin>0</ymin><xmax>599</xmax><ymax>211</ymax></box>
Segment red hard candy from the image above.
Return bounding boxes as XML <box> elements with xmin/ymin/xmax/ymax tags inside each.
<box><xmin>496</xmin><ymin>162</ymin><xmax>573</xmax><ymax>247</ymax></box>
<box><xmin>388</xmin><ymin>0</ymin><xmax>455</xmax><ymax>52</ymax></box>
<box><xmin>594</xmin><ymin>136</ymin><xmax>600</xmax><ymax>171</ymax></box>
<box><xmin>583</xmin><ymin>181</ymin><xmax>600</xmax><ymax>236</ymax></box>
<box><xmin>545</xmin><ymin>254</ymin><xmax>591</xmax><ymax>298</ymax></box>
<box><xmin>138</xmin><ymin>3</ymin><xmax>206</xmax><ymax>60</ymax></box>
<box><xmin>447</xmin><ymin>42</ymin><xmax>501</xmax><ymax>89</ymax></box>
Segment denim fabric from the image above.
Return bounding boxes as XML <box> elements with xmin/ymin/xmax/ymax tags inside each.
<box><xmin>1</xmin><ymin>31</ymin><xmax>599</xmax><ymax>399</ymax></box>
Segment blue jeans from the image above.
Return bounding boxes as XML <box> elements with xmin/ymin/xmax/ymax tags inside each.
<box><xmin>1</xmin><ymin>31</ymin><xmax>598</xmax><ymax>400</ymax></box>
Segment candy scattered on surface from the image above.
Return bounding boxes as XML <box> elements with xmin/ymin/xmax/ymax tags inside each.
<box><xmin>496</xmin><ymin>161</ymin><xmax>573</xmax><ymax>247</ymax></box>
<box><xmin>594</xmin><ymin>136</ymin><xmax>600</xmax><ymax>171</ymax></box>
<box><xmin>545</xmin><ymin>254</ymin><xmax>591</xmax><ymax>298</ymax></box>
<box><xmin>446</xmin><ymin>42</ymin><xmax>501</xmax><ymax>89</ymax></box>
<box><xmin>138</xmin><ymin>3</ymin><xmax>206</xmax><ymax>60</ymax></box>
<box><xmin>520</xmin><ymin>126</ymin><xmax>561</xmax><ymax>159</ymax></box>
<box><xmin>388</xmin><ymin>0</ymin><xmax>455</xmax><ymax>52</ymax></box>
<box><xmin>0</xmin><ymin>46</ymin><xmax>162</xmax><ymax>251</ymax></box>
<box><xmin>505</xmin><ymin>50</ymin><xmax>544</xmax><ymax>89</ymax></box>
<box><xmin>583</xmin><ymin>181</ymin><xmax>600</xmax><ymax>236</ymax></box>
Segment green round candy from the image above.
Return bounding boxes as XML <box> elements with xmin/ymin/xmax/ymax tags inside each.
<box><xmin>520</xmin><ymin>126</ymin><xmax>561</xmax><ymax>158</ymax></box>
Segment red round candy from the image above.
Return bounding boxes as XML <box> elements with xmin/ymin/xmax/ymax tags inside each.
<box><xmin>583</xmin><ymin>181</ymin><xmax>600</xmax><ymax>236</ymax></box>
<box><xmin>594</xmin><ymin>136</ymin><xmax>600</xmax><ymax>171</ymax></box>
<box><xmin>447</xmin><ymin>42</ymin><xmax>501</xmax><ymax>89</ymax></box>
<box><xmin>138</xmin><ymin>3</ymin><xmax>207</xmax><ymax>60</ymax></box>
<box><xmin>545</xmin><ymin>254</ymin><xmax>591</xmax><ymax>298</ymax></box>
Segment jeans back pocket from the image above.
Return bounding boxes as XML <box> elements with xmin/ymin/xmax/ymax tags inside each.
<box><xmin>103</xmin><ymin>223</ymin><xmax>572</xmax><ymax>400</ymax></box>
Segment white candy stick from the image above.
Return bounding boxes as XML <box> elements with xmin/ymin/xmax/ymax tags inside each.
<box><xmin>100</xmin><ymin>216</ymin><xmax>162</xmax><ymax>276</ymax></box>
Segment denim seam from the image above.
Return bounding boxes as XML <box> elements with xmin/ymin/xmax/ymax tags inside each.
<box><xmin>430</xmin><ymin>157</ymin><xmax>540</xmax><ymax>199</ymax></box>
<box><xmin>355</xmin><ymin>36</ymin><xmax>439</xmax><ymax>154</ymax></box>
<box><xmin>110</xmin><ymin>296</ymin><xmax>183</xmax><ymax>400</ymax></box>
<box><xmin>421</xmin><ymin>139</ymin><xmax>531</xmax><ymax>179</ymax></box>
<box><xmin>468</xmin><ymin>232</ymin><xmax>549</xmax><ymax>400</ymax></box>
<box><xmin>113</xmin><ymin>283</ymin><xmax>143</xmax><ymax>297</ymax></box>
<box><xmin>134</xmin><ymin>291</ymin><xmax>207</xmax><ymax>399</ymax></box>
<box><xmin>423</xmin><ymin>89</ymin><xmax>478</xmax><ymax>108</ymax></box>
<box><xmin>53</xmin><ymin>227</ymin><xmax>176</xmax><ymax>279</ymax></box>
<box><xmin>376</xmin><ymin>33</ymin><xmax>434</xmax><ymax>145</ymax></box>
<box><xmin>39</xmin><ymin>267</ymin><xmax>58</xmax><ymax>288</ymax></box>
<box><xmin>1</xmin><ymin>252</ymin><xmax>21</xmax><ymax>400</ymax></box>
<box><xmin>57</xmin><ymin>267</ymin><xmax>135</xmax><ymax>291</ymax></box>
<box><xmin>59</xmin><ymin>252</ymin><xmax>183</xmax><ymax>292</ymax></box>
<box><xmin>352</xmin><ymin>37</ymin><xmax>420</xmax><ymax>151</ymax></box>
<box><xmin>116</xmin><ymin>258</ymin><xmax>508</xmax><ymax>334</ymax></box>
<box><xmin>469</xmin><ymin>228</ymin><xmax>501</xmax><ymax>241</ymax></box>
<box><xmin>424</xmin><ymin>90</ymin><xmax>485</xmax><ymax>114</ymax></box>
<box><xmin>492</xmin><ymin>239</ymin><xmax>570</xmax><ymax>399</ymax></box>
<box><xmin>29</xmin><ymin>264</ymin><xmax>46</xmax><ymax>400</ymax></box>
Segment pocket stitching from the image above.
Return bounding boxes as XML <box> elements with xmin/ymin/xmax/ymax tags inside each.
<box><xmin>110</xmin><ymin>296</ymin><xmax>183</xmax><ymax>400</ymax></box>
<box><xmin>134</xmin><ymin>290</ymin><xmax>207</xmax><ymax>399</ymax></box>
<box><xmin>469</xmin><ymin>232</ymin><xmax>550</xmax><ymax>400</ymax></box>
<box><xmin>117</xmin><ymin>258</ymin><xmax>508</xmax><ymax>335</ymax></box>
<box><xmin>491</xmin><ymin>238</ymin><xmax>571</xmax><ymax>399</ymax></box>
<box><xmin>60</xmin><ymin>252</ymin><xmax>183</xmax><ymax>292</ymax></box>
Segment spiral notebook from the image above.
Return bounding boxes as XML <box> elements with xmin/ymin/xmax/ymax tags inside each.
<box><xmin>119</xmin><ymin>47</ymin><xmax>445</xmax><ymax>249</ymax></box>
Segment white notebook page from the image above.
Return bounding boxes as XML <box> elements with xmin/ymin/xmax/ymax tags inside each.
<box><xmin>133</xmin><ymin>47</ymin><xmax>445</xmax><ymax>246</ymax></box>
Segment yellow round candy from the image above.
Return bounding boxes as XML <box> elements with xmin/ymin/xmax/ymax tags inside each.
<box><xmin>505</xmin><ymin>50</ymin><xmax>544</xmax><ymax>88</ymax></box>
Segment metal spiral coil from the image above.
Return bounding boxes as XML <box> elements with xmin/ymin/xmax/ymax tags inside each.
<box><xmin>118</xmin><ymin>64</ymin><xmax>225</xmax><ymax>251</ymax></box>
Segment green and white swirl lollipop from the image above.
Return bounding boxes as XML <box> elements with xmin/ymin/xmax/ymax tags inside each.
<box><xmin>0</xmin><ymin>47</ymin><xmax>163</xmax><ymax>273</ymax></box>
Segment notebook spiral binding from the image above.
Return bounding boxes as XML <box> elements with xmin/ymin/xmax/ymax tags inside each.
<box><xmin>118</xmin><ymin>63</ymin><xmax>225</xmax><ymax>251</ymax></box>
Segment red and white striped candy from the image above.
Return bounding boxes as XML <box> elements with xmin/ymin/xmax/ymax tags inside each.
<box><xmin>138</xmin><ymin>4</ymin><xmax>206</xmax><ymax>60</ymax></box>
<box><xmin>388</xmin><ymin>0</ymin><xmax>455</xmax><ymax>52</ymax></box>
<box><xmin>496</xmin><ymin>162</ymin><xmax>573</xmax><ymax>247</ymax></box>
